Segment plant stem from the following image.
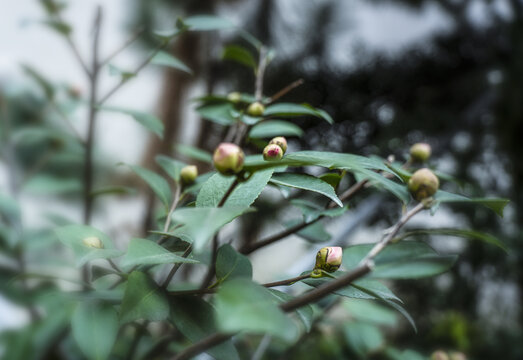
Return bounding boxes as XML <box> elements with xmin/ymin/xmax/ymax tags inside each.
<box><xmin>170</xmin><ymin>202</ymin><xmax>427</xmax><ymax>360</ymax></box>
<box><xmin>267</xmin><ymin>78</ymin><xmax>304</xmax><ymax>104</ymax></box>
<box><xmin>262</xmin><ymin>273</ymin><xmax>311</xmax><ymax>287</ymax></box>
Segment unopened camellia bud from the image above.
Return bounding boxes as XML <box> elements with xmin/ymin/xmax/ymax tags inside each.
<box><xmin>227</xmin><ymin>91</ymin><xmax>242</xmax><ymax>103</ymax></box>
<box><xmin>314</xmin><ymin>246</ymin><xmax>342</xmax><ymax>273</ymax></box>
<box><xmin>410</xmin><ymin>142</ymin><xmax>432</xmax><ymax>162</ymax></box>
<box><xmin>269</xmin><ymin>136</ymin><xmax>287</xmax><ymax>154</ymax></box>
<box><xmin>408</xmin><ymin>168</ymin><xmax>439</xmax><ymax>201</ymax></box>
<box><xmin>263</xmin><ymin>144</ymin><xmax>283</xmax><ymax>161</ymax></box>
<box><xmin>430</xmin><ymin>351</ymin><xmax>449</xmax><ymax>360</ymax></box>
<box><xmin>246</xmin><ymin>101</ymin><xmax>265</xmax><ymax>117</ymax></box>
<box><xmin>82</xmin><ymin>236</ymin><xmax>103</xmax><ymax>249</ymax></box>
<box><xmin>213</xmin><ymin>143</ymin><xmax>245</xmax><ymax>175</ymax></box>
<box><xmin>180</xmin><ymin>165</ymin><xmax>198</xmax><ymax>184</ymax></box>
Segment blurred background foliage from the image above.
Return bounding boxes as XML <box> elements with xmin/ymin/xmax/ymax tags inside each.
<box><xmin>0</xmin><ymin>0</ymin><xmax>521</xmax><ymax>359</ymax></box>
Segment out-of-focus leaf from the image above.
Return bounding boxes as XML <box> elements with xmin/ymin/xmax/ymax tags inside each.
<box><xmin>269</xmin><ymin>289</ymin><xmax>314</xmax><ymax>332</ymax></box>
<box><xmin>343</xmin><ymin>322</ymin><xmax>384</xmax><ymax>357</ymax></box>
<box><xmin>170</xmin><ymin>296</ymin><xmax>240</xmax><ymax>360</ymax></box>
<box><xmin>151</xmin><ymin>51</ymin><xmax>192</xmax><ymax>74</ymax></box>
<box><xmin>290</xmin><ymin>199</ymin><xmax>348</xmax><ymax>222</ymax></box>
<box><xmin>303</xmin><ymin>277</ymin><xmax>401</xmax><ymax>302</ymax></box>
<box><xmin>398</xmin><ymin>228</ymin><xmax>507</xmax><ymax>252</ymax></box>
<box><xmin>343</xmin><ymin>299</ymin><xmax>397</xmax><ymax>326</ymax></box>
<box><xmin>120</xmin><ymin>238</ymin><xmax>198</xmax><ymax>270</ymax></box>
<box><xmin>222</xmin><ymin>45</ymin><xmax>257</xmax><ymax>70</ymax></box>
<box><xmin>170</xmin><ymin>207</ymin><xmax>254</xmax><ymax>252</ymax></box>
<box><xmin>434</xmin><ymin>190</ymin><xmax>509</xmax><ymax>217</ymax></box>
<box><xmin>24</xmin><ymin>175</ymin><xmax>82</xmax><ymax>194</ymax></box>
<box><xmin>175</xmin><ymin>143</ymin><xmax>213</xmax><ymax>163</ymax></box>
<box><xmin>90</xmin><ymin>186</ymin><xmax>136</xmax><ymax>198</ymax></box>
<box><xmin>107</xmin><ymin>64</ymin><xmax>135</xmax><ymax>80</ymax></box>
<box><xmin>264</xmin><ymin>103</ymin><xmax>333</xmax><ymax>124</ymax></box>
<box><xmin>71</xmin><ymin>302</ymin><xmax>118</xmax><ymax>360</ymax></box>
<box><xmin>100</xmin><ymin>106</ymin><xmax>163</xmax><ymax>138</ymax></box>
<box><xmin>196</xmin><ymin>169</ymin><xmax>274</xmax><ymax>207</ymax></box>
<box><xmin>120</xmin><ymin>271</ymin><xmax>169</xmax><ymax>323</ymax></box>
<box><xmin>55</xmin><ymin>224</ymin><xmax>123</xmax><ymax>267</ymax></box>
<box><xmin>155</xmin><ymin>155</ymin><xmax>186</xmax><ymax>183</ymax></box>
<box><xmin>285</xmin><ymin>219</ymin><xmax>331</xmax><ymax>243</ymax></box>
<box><xmin>196</xmin><ymin>103</ymin><xmax>237</xmax><ymax>125</ymax></box>
<box><xmin>215</xmin><ymin>244</ymin><xmax>252</xmax><ymax>283</ymax></box>
<box><xmin>129</xmin><ymin>165</ymin><xmax>171</xmax><ymax>208</ymax></box>
<box><xmin>42</xmin><ymin>19</ymin><xmax>71</xmax><ymax>36</ymax></box>
<box><xmin>249</xmin><ymin>120</ymin><xmax>304</xmax><ymax>138</ymax></box>
<box><xmin>271</xmin><ymin>173</ymin><xmax>343</xmax><ymax>207</ymax></box>
<box><xmin>214</xmin><ymin>278</ymin><xmax>298</xmax><ymax>341</ymax></box>
<box><xmin>21</xmin><ymin>64</ymin><xmax>55</xmax><ymax>99</ymax></box>
<box><xmin>0</xmin><ymin>193</ymin><xmax>21</xmax><ymax>224</ymax></box>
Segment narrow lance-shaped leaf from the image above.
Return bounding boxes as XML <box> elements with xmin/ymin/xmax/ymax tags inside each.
<box><xmin>100</xmin><ymin>106</ymin><xmax>164</xmax><ymax>138</ymax></box>
<box><xmin>129</xmin><ymin>165</ymin><xmax>171</xmax><ymax>208</ymax></box>
<box><xmin>120</xmin><ymin>238</ymin><xmax>198</xmax><ymax>270</ymax></box>
<box><xmin>151</xmin><ymin>51</ymin><xmax>192</xmax><ymax>74</ymax></box>
<box><xmin>222</xmin><ymin>45</ymin><xmax>257</xmax><ymax>71</ymax></box>
<box><xmin>271</xmin><ymin>173</ymin><xmax>343</xmax><ymax>207</ymax></box>
<box><xmin>434</xmin><ymin>190</ymin><xmax>509</xmax><ymax>217</ymax></box>
<box><xmin>249</xmin><ymin>120</ymin><xmax>304</xmax><ymax>138</ymax></box>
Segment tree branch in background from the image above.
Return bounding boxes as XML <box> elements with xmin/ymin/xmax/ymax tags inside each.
<box><xmin>172</xmin><ymin>202</ymin><xmax>427</xmax><ymax>360</ymax></box>
<box><xmin>267</xmin><ymin>78</ymin><xmax>304</xmax><ymax>104</ymax></box>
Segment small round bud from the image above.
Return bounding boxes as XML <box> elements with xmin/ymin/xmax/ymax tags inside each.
<box><xmin>213</xmin><ymin>143</ymin><xmax>245</xmax><ymax>175</ymax></box>
<box><xmin>82</xmin><ymin>236</ymin><xmax>103</xmax><ymax>249</ymax></box>
<box><xmin>449</xmin><ymin>352</ymin><xmax>467</xmax><ymax>360</ymax></box>
<box><xmin>227</xmin><ymin>92</ymin><xmax>242</xmax><ymax>103</ymax></box>
<box><xmin>410</xmin><ymin>143</ymin><xmax>432</xmax><ymax>162</ymax></box>
<box><xmin>263</xmin><ymin>144</ymin><xmax>283</xmax><ymax>161</ymax></box>
<box><xmin>180</xmin><ymin>165</ymin><xmax>198</xmax><ymax>184</ymax></box>
<box><xmin>246</xmin><ymin>101</ymin><xmax>265</xmax><ymax>117</ymax></box>
<box><xmin>408</xmin><ymin>168</ymin><xmax>439</xmax><ymax>201</ymax></box>
<box><xmin>314</xmin><ymin>246</ymin><xmax>342</xmax><ymax>273</ymax></box>
<box><xmin>430</xmin><ymin>351</ymin><xmax>449</xmax><ymax>360</ymax></box>
<box><xmin>269</xmin><ymin>136</ymin><xmax>287</xmax><ymax>154</ymax></box>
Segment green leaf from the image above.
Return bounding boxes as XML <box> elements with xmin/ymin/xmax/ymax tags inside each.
<box><xmin>434</xmin><ymin>190</ymin><xmax>509</xmax><ymax>217</ymax></box>
<box><xmin>21</xmin><ymin>64</ymin><xmax>55</xmax><ymax>99</ymax></box>
<box><xmin>215</xmin><ymin>244</ymin><xmax>252</xmax><ymax>283</ymax></box>
<box><xmin>303</xmin><ymin>276</ymin><xmax>401</xmax><ymax>302</ymax></box>
<box><xmin>343</xmin><ymin>241</ymin><xmax>457</xmax><ymax>279</ymax></box>
<box><xmin>356</xmin><ymin>168</ymin><xmax>410</xmax><ymax>204</ymax></box>
<box><xmin>222</xmin><ymin>45</ymin><xmax>257</xmax><ymax>70</ymax></box>
<box><xmin>343</xmin><ymin>322</ymin><xmax>384</xmax><ymax>357</ymax></box>
<box><xmin>90</xmin><ymin>186</ymin><xmax>136</xmax><ymax>198</ymax></box>
<box><xmin>24</xmin><ymin>175</ymin><xmax>82</xmax><ymax>195</ymax></box>
<box><xmin>0</xmin><ymin>193</ymin><xmax>21</xmax><ymax>224</ymax></box>
<box><xmin>150</xmin><ymin>51</ymin><xmax>192</xmax><ymax>74</ymax></box>
<box><xmin>100</xmin><ymin>106</ymin><xmax>163</xmax><ymax>138</ymax></box>
<box><xmin>120</xmin><ymin>271</ymin><xmax>169</xmax><ymax>323</ymax></box>
<box><xmin>290</xmin><ymin>199</ymin><xmax>348</xmax><ymax>222</ymax></box>
<box><xmin>107</xmin><ymin>64</ymin><xmax>135</xmax><ymax>80</ymax></box>
<box><xmin>129</xmin><ymin>165</ymin><xmax>171</xmax><ymax>208</ymax></box>
<box><xmin>215</xmin><ymin>278</ymin><xmax>298</xmax><ymax>341</ymax></box>
<box><xmin>196</xmin><ymin>169</ymin><xmax>274</xmax><ymax>207</ymax></box>
<box><xmin>184</xmin><ymin>15</ymin><xmax>236</xmax><ymax>31</ymax></box>
<box><xmin>175</xmin><ymin>143</ymin><xmax>213</xmax><ymax>163</ymax></box>
<box><xmin>155</xmin><ymin>155</ymin><xmax>186</xmax><ymax>183</ymax></box>
<box><xmin>170</xmin><ymin>297</ymin><xmax>240</xmax><ymax>360</ymax></box>
<box><xmin>268</xmin><ymin>289</ymin><xmax>314</xmax><ymax>332</ymax></box>
<box><xmin>399</xmin><ymin>228</ymin><xmax>507</xmax><ymax>252</ymax></box>
<box><xmin>42</xmin><ymin>19</ymin><xmax>71</xmax><ymax>36</ymax></box>
<box><xmin>55</xmin><ymin>225</ymin><xmax>123</xmax><ymax>267</ymax></box>
<box><xmin>171</xmin><ymin>207</ymin><xmax>254</xmax><ymax>252</ymax></box>
<box><xmin>71</xmin><ymin>302</ymin><xmax>118</xmax><ymax>360</ymax></box>
<box><xmin>196</xmin><ymin>103</ymin><xmax>237</xmax><ymax>125</ymax></box>
<box><xmin>249</xmin><ymin>120</ymin><xmax>304</xmax><ymax>138</ymax></box>
<box><xmin>343</xmin><ymin>299</ymin><xmax>397</xmax><ymax>326</ymax></box>
<box><xmin>120</xmin><ymin>238</ymin><xmax>198</xmax><ymax>270</ymax></box>
<box><xmin>271</xmin><ymin>173</ymin><xmax>343</xmax><ymax>207</ymax></box>
<box><xmin>264</xmin><ymin>103</ymin><xmax>333</xmax><ymax>124</ymax></box>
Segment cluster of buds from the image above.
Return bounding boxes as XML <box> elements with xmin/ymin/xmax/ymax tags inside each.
<box><xmin>180</xmin><ymin>165</ymin><xmax>198</xmax><ymax>185</ymax></box>
<box><xmin>410</xmin><ymin>142</ymin><xmax>432</xmax><ymax>162</ymax></box>
<box><xmin>82</xmin><ymin>236</ymin><xmax>103</xmax><ymax>249</ymax></box>
<box><xmin>311</xmin><ymin>246</ymin><xmax>342</xmax><ymax>278</ymax></box>
<box><xmin>213</xmin><ymin>143</ymin><xmax>245</xmax><ymax>176</ymax></box>
<box><xmin>263</xmin><ymin>136</ymin><xmax>287</xmax><ymax>161</ymax></box>
<box><xmin>408</xmin><ymin>168</ymin><xmax>440</xmax><ymax>201</ymax></box>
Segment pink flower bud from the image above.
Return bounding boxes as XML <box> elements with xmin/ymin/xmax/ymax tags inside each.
<box><xmin>263</xmin><ymin>144</ymin><xmax>283</xmax><ymax>161</ymax></box>
<box><xmin>213</xmin><ymin>143</ymin><xmax>245</xmax><ymax>175</ymax></box>
<box><xmin>314</xmin><ymin>246</ymin><xmax>342</xmax><ymax>273</ymax></box>
<box><xmin>269</xmin><ymin>136</ymin><xmax>287</xmax><ymax>154</ymax></box>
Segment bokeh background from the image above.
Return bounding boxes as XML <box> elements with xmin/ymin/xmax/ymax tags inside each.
<box><xmin>1</xmin><ymin>0</ymin><xmax>522</xmax><ymax>359</ymax></box>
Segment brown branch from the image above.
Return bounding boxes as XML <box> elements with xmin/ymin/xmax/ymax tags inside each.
<box><xmin>267</xmin><ymin>78</ymin><xmax>304</xmax><ymax>104</ymax></box>
<box><xmin>171</xmin><ymin>202</ymin><xmax>427</xmax><ymax>360</ymax></box>
<box><xmin>262</xmin><ymin>273</ymin><xmax>311</xmax><ymax>288</ymax></box>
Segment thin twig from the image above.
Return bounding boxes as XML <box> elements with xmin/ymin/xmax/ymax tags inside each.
<box><xmin>55</xmin><ymin>13</ymin><xmax>91</xmax><ymax>77</ymax></box>
<box><xmin>98</xmin><ymin>41</ymin><xmax>168</xmax><ymax>105</ymax></box>
<box><xmin>99</xmin><ymin>27</ymin><xmax>145</xmax><ymax>68</ymax></box>
<box><xmin>170</xmin><ymin>202</ymin><xmax>427</xmax><ymax>360</ymax></box>
<box><xmin>267</xmin><ymin>78</ymin><xmax>304</xmax><ymax>104</ymax></box>
<box><xmin>262</xmin><ymin>273</ymin><xmax>311</xmax><ymax>288</ymax></box>
<box><xmin>254</xmin><ymin>47</ymin><xmax>267</xmax><ymax>102</ymax></box>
